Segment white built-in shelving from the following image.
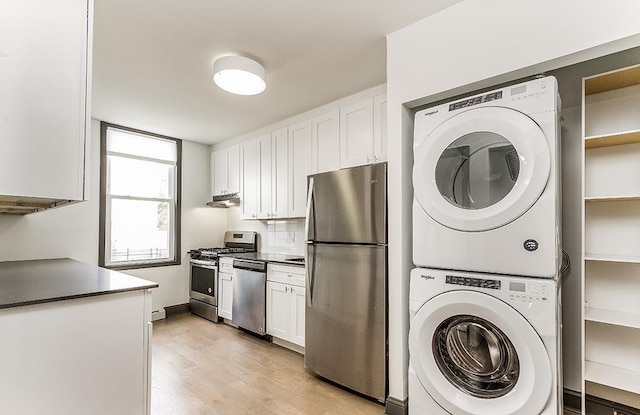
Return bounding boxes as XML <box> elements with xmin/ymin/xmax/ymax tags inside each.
<box><xmin>582</xmin><ymin>64</ymin><xmax>640</xmax><ymax>411</ymax></box>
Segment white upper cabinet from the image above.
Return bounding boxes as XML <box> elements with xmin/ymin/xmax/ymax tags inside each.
<box><xmin>288</xmin><ymin>120</ymin><xmax>312</xmax><ymax>218</ymax></box>
<box><xmin>239</xmin><ymin>139</ymin><xmax>259</xmax><ymax>219</ymax></box>
<box><xmin>235</xmin><ymin>88</ymin><xmax>386</xmax><ymax>220</ymax></box>
<box><xmin>311</xmin><ymin>110</ymin><xmax>340</xmax><ymax>174</ymax></box>
<box><xmin>338</xmin><ymin>94</ymin><xmax>388</xmax><ymax>169</ymax></box>
<box><xmin>256</xmin><ymin>133</ymin><xmax>272</xmax><ymax>219</ymax></box>
<box><xmin>271</xmin><ymin>127</ymin><xmax>289</xmax><ymax>219</ymax></box>
<box><xmin>210</xmin><ymin>144</ymin><xmax>239</xmax><ymax>197</ymax></box>
<box><xmin>0</xmin><ymin>0</ymin><xmax>92</xmax><ymax>213</ymax></box>
<box><xmin>340</xmin><ymin>98</ymin><xmax>374</xmax><ymax>168</ymax></box>
<box><xmin>373</xmin><ymin>94</ymin><xmax>388</xmax><ymax>162</ymax></box>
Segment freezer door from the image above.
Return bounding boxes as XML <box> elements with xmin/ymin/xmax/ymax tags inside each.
<box><xmin>306</xmin><ymin>163</ymin><xmax>386</xmax><ymax>244</ymax></box>
<box><xmin>304</xmin><ymin>243</ymin><xmax>387</xmax><ymax>401</ymax></box>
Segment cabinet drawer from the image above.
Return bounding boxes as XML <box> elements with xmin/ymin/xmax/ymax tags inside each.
<box><xmin>267</xmin><ymin>264</ymin><xmax>305</xmax><ymax>287</ymax></box>
<box><xmin>219</xmin><ymin>257</ymin><xmax>234</xmax><ymax>273</ymax></box>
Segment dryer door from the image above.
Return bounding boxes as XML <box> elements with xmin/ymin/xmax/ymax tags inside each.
<box><xmin>413</xmin><ymin>106</ymin><xmax>550</xmax><ymax>231</ymax></box>
<box><xmin>409</xmin><ymin>291</ymin><xmax>552</xmax><ymax>415</ymax></box>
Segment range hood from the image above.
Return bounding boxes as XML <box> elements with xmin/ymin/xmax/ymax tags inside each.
<box><xmin>206</xmin><ymin>192</ymin><xmax>240</xmax><ymax>208</ymax></box>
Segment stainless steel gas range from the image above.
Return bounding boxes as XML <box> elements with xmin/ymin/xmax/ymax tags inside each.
<box><xmin>188</xmin><ymin>231</ymin><xmax>256</xmax><ymax>322</ymax></box>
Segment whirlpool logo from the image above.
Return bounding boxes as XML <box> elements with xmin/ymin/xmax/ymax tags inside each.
<box><xmin>423</xmin><ymin>110</ymin><xmax>438</xmax><ymax>117</ymax></box>
<box><xmin>420</xmin><ymin>274</ymin><xmax>435</xmax><ymax>280</ymax></box>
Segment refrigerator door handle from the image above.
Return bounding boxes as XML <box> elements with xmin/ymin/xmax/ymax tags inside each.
<box><xmin>305</xmin><ymin>177</ymin><xmax>315</xmax><ymax>242</ymax></box>
<box><xmin>306</xmin><ymin>244</ymin><xmax>315</xmax><ymax>307</ymax></box>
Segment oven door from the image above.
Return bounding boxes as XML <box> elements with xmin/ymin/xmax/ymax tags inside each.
<box><xmin>190</xmin><ymin>260</ymin><xmax>218</xmax><ymax>306</ymax></box>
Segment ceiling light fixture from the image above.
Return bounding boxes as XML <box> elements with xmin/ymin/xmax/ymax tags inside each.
<box><xmin>212</xmin><ymin>55</ymin><xmax>266</xmax><ymax>96</ymax></box>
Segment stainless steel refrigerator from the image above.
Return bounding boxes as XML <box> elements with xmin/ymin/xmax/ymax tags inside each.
<box><xmin>304</xmin><ymin>162</ymin><xmax>387</xmax><ymax>402</ymax></box>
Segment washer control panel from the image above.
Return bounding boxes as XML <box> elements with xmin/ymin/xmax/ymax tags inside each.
<box><xmin>507</xmin><ymin>280</ymin><xmax>549</xmax><ymax>303</ymax></box>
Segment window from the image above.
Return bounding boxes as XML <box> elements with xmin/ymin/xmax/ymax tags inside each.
<box><xmin>99</xmin><ymin>122</ymin><xmax>181</xmax><ymax>269</ymax></box>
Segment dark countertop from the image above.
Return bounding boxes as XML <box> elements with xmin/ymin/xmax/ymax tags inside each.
<box><xmin>221</xmin><ymin>252</ymin><xmax>305</xmax><ymax>266</ymax></box>
<box><xmin>0</xmin><ymin>258</ymin><xmax>159</xmax><ymax>310</ymax></box>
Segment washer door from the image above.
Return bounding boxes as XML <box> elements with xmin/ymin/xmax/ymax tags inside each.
<box><xmin>413</xmin><ymin>106</ymin><xmax>550</xmax><ymax>231</ymax></box>
<box><xmin>409</xmin><ymin>291</ymin><xmax>552</xmax><ymax>415</ymax></box>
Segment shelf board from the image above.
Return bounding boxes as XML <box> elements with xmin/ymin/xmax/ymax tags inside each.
<box><xmin>585</xmin><ymin>254</ymin><xmax>640</xmax><ymax>264</ymax></box>
<box><xmin>585</xmin><ymin>195</ymin><xmax>640</xmax><ymax>203</ymax></box>
<box><xmin>585</xmin><ymin>130</ymin><xmax>640</xmax><ymax>149</ymax></box>
<box><xmin>585</xmin><ymin>361</ymin><xmax>640</xmax><ymax>395</ymax></box>
<box><xmin>585</xmin><ymin>65</ymin><xmax>640</xmax><ymax>96</ymax></box>
<box><xmin>585</xmin><ymin>307</ymin><xmax>640</xmax><ymax>329</ymax></box>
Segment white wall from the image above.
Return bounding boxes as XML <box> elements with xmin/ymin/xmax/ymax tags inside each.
<box><xmin>0</xmin><ymin>119</ymin><xmax>227</xmax><ymax>311</ymax></box>
<box><xmin>386</xmin><ymin>0</ymin><xmax>640</xmax><ymax>403</ymax></box>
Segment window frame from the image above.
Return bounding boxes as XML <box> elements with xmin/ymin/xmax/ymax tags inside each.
<box><xmin>99</xmin><ymin>122</ymin><xmax>182</xmax><ymax>270</ymax></box>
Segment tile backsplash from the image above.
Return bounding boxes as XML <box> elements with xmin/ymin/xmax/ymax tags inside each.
<box><xmin>226</xmin><ymin>207</ymin><xmax>305</xmax><ymax>255</ymax></box>
<box><xmin>263</xmin><ymin>219</ymin><xmax>305</xmax><ymax>255</ymax></box>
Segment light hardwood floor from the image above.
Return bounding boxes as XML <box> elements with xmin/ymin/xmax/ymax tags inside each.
<box><xmin>151</xmin><ymin>312</ymin><xmax>385</xmax><ymax>415</ymax></box>
<box><xmin>152</xmin><ymin>312</ymin><xmax>576</xmax><ymax>415</ymax></box>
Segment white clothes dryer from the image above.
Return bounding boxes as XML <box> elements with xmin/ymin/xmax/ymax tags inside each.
<box><xmin>408</xmin><ymin>268</ymin><xmax>562</xmax><ymax>415</ymax></box>
<box><xmin>413</xmin><ymin>77</ymin><xmax>561</xmax><ymax>277</ymax></box>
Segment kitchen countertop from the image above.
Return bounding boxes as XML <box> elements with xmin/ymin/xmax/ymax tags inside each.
<box><xmin>0</xmin><ymin>258</ymin><xmax>158</xmax><ymax>310</ymax></box>
<box><xmin>221</xmin><ymin>252</ymin><xmax>305</xmax><ymax>266</ymax></box>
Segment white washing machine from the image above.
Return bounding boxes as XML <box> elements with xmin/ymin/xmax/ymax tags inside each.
<box><xmin>408</xmin><ymin>268</ymin><xmax>562</xmax><ymax>415</ymax></box>
<box><xmin>413</xmin><ymin>77</ymin><xmax>561</xmax><ymax>278</ymax></box>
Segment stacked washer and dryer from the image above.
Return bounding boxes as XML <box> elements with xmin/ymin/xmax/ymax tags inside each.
<box><xmin>409</xmin><ymin>77</ymin><xmax>563</xmax><ymax>415</ymax></box>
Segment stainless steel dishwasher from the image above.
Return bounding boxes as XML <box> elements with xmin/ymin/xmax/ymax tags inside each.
<box><xmin>232</xmin><ymin>259</ymin><xmax>268</xmax><ymax>336</ymax></box>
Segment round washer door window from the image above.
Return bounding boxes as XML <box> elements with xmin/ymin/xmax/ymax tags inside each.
<box><xmin>414</xmin><ymin>106</ymin><xmax>550</xmax><ymax>231</ymax></box>
<box><xmin>409</xmin><ymin>291</ymin><xmax>552</xmax><ymax>415</ymax></box>
<box><xmin>433</xmin><ymin>315</ymin><xmax>520</xmax><ymax>398</ymax></box>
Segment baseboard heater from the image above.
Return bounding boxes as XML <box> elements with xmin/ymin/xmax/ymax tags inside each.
<box><xmin>151</xmin><ymin>308</ymin><xmax>166</xmax><ymax>321</ymax></box>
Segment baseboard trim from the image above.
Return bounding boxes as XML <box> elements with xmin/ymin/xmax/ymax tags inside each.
<box><xmin>164</xmin><ymin>303</ymin><xmax>190</xmax><ymax>317</ymax></box>
<box><xmin>385</xmin><ymin>396</ymin><xmax>408</xmax><ymax>415</ymax></box>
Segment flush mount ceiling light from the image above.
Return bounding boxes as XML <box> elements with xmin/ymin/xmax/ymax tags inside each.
<box><xmin>212</xmin><ymin>55</ymin><xmax>266</xmax><ymax>96</ymax></box>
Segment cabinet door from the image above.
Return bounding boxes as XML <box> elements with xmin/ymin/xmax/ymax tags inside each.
<box><xmin>266</xmin><ymin>282</ymin><xmax>291</xmax><ymax>340</ymax></box>
<box><xmin>227</xmin><ymin>144</ymin><xmax>240</xmax><ymax>194</ymax></box>
<box><xmin>0</xmin><ymin>0</ymin><xmax>90</xmax><ymax>201</ymax></box>
<box><xmin>239</xmin><ymin>139</ymin><xmax>259</xmax><ymax>219</ymax></box>
<box><xmin>218</xmin><ymin>272</ymin><xmax>233</xmax><ymax>320</ymax></box>
<box><xmin>271</xmin><ymin>127</ymin><xmax>289</xmax><ymax>218</ymax></box>
<box><xmin>288</xmin><ymin>120</ymin><xmax>312</xmax><ymax>218</ymax></box>
<box><xmin>312</xmin><ymin>110</ymin><xmax>340</xmax><ymax>174</ymax></box>
<box><xmin>256</xmin><ymin>133</ymin><xmax>272</xmax><ymax>219</ymax></box>
<box><xmin>290</xmin><ymin>285</ymin><xmax>306</xmax><ymax>347</ymax></box>
<box><xmin>340</xmin><ymin>99</ymin><xmax>374</xmax><ymax>168</ymax></box>
<box><xmin>0</xmin><ymin>290</ymin><xmax>151</xmax><ymax>415</ymax></box>
<box><xmin>373</xmin><ymin>94</ymin><xmax>388</xmax><ymax>163</ymax></box>
<box><xmin>211</xmin><ymin>149</ymin><xmax>229</xmax><ymax>196</ymax></box>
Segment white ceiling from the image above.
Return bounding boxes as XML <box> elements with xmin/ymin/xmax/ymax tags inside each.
<box><xmin>92</xmin><ymin>0</ymin><xmax>462</xmax><ymax>145</ymax></box>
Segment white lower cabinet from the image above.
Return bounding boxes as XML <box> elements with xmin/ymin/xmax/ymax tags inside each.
<box><xmin>218</xmin><ymin>258</ymin><xmax>234</xmax><ymax>320</ymax></box>
<box><xmin>0</xmin><ymin>290</ymin><xmax>153</xmax><ymax>415</ymax></box>
<box><xmin>266</xmin><ymin>264</ymin><xmax>305</xmax><ymax>349</ymax></box>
